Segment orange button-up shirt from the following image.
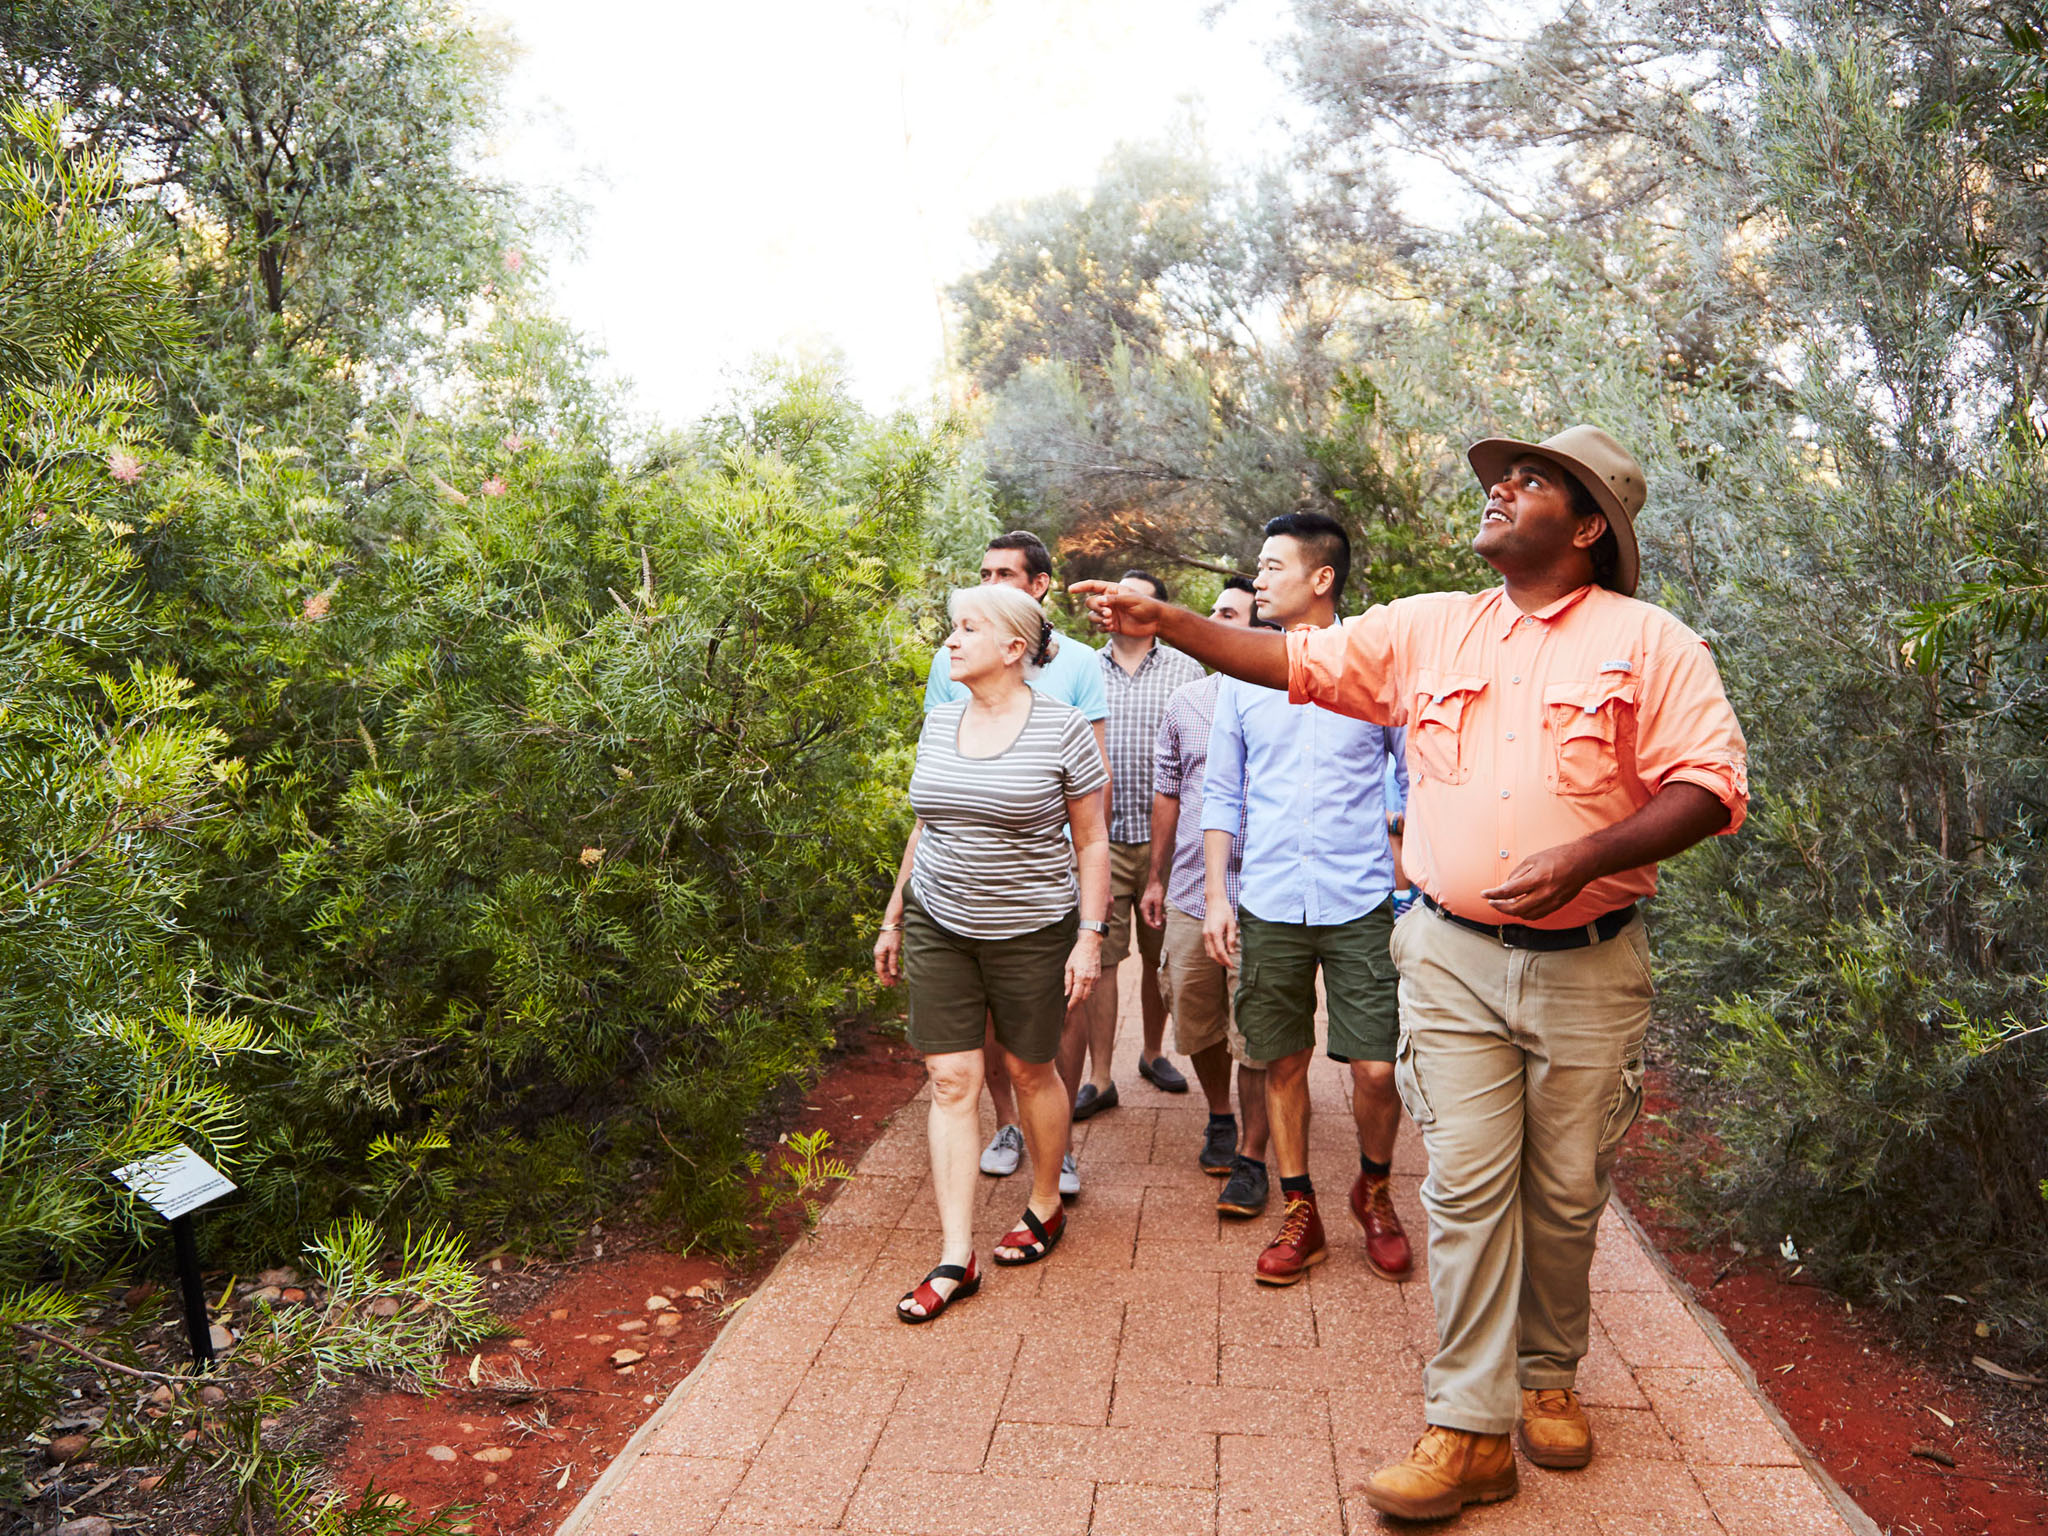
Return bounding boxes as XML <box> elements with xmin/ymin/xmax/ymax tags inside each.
<box><xmin>1287</xmin><ymin>584</ymin><xmax>1748</xmax><ymax>930</ymax></box>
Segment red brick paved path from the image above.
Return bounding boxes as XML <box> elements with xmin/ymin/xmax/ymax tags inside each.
<box><xmin>566</xmin><ymin>970</ymin><xmax>1865</xmax><ymax>1535</ymax></box>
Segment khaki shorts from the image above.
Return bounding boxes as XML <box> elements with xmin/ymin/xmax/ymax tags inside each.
<box><xmin>1101</xmin><ymin>840</ymin><xmax>1166</xmax><ymax>970</ymax></box>
<box><xmin>1158</xmin><ymin>901</ymin><xmax>1251</xmax><ymax>1065</ymax></box>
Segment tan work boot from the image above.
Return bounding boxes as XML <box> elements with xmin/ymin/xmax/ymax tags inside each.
<box><xmin>1518</xmin><ymin>1387</ymin><xmax>1594</xmax><ymax>1469</ymax></box>
<box><xmin>1362</xmin><ymin>1425</ymin><xmax>1518</xmax><ymax>1520</ymax></box>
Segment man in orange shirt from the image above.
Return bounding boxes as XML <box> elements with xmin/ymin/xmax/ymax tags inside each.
<box><xmin>1075</xmin><ymin>426</ymin><xmax>1747</xmax><ymax>1522</ymax></box>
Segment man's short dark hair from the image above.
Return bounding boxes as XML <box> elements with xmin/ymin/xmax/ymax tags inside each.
<box><xmin>1120</xmin><ymin>568</ymin><xmax>1168</xmax><ymax>602</ymax></box>
<box><xmin>1562</xmin><ymin>476</ymin><xmax>1622</xmax><ymax>591</ymax></box>
<box><xmin>1262</xmin><ymin>512</ymin><xmax>1351</xmax><ymax>603</ymax></box>
<box><xmin>1222</xmin><ymin>575</ymin><xmax>1256</xmax><ymax>597</ymax></box>
<box><xmin>986</xmin><ymin>530</ymin><xmax>1053</xmax><ymax>582</ymax></box>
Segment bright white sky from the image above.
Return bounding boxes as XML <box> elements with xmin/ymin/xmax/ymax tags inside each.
<box><xmin>480</xmin><ymin>0</ymin><xmax>1299</xmax><ymax>430</ymax></box>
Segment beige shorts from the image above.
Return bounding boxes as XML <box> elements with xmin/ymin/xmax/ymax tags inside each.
<box><xmin>1101</xmin><ymin>840</ymin><xmax>1166</xmax><ymax>970</ymax></box>
<box><xmin>1158</xmin><ymin>900</ymin><xmax>1251</xmax><ymax>1065</ymax></box>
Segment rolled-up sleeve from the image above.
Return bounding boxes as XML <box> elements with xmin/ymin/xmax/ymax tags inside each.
<box><xmin>1635</xmin><ymin>637</ymin><xmax>1749</xmax><ymax>834</ymax></box>
<box><xmin>1288</xmin><ymin>606</ymin><xmax>1401</xmax><ymax>725</ymax></box>
<box><xmin>1154</xmin><ymin>705</ymin><xmax>1184</xmax><ymax>799</ymax></box>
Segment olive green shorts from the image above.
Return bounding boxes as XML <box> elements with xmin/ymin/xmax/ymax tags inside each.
<box><xmin>1234</xmin><ymin>900</ymin><xmax>1400</xmax><ymax>1065</ymax></box>
<box><xmin>902</xmin><ymin>898</ymin><xmax>1076</xmax><ymax>1064</ymax></box>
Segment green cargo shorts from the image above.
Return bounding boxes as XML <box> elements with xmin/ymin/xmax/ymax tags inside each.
<box><xmin>1234</xmin><ymin>899</ymin><xmax>1400</xmax><ymax>1065</ymax></box>
<box><xmin>901</xmin><ymin>897</ymin><xmax>1076</xmax><ymax>1064</ymax></box>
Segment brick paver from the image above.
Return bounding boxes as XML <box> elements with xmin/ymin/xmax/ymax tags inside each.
<box><xmin>564</xmin><ymin>968</ymin><xmax>1867</xmax><ymax>1536</ymax></box>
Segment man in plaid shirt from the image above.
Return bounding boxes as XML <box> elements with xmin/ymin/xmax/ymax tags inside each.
<box><xmin>1070</xmin><ymin>571</ymin><xmax>1203</xmax><ymax>1123</ymax></box>
<box><xmin>1141</xmin><ymin>578</ymin><xmax>1274</xmax><ymax>1212</ymax></box>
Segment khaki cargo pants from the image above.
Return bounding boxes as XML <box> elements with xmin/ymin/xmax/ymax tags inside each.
<box><xmin>1391</xmin><ymin>903</ymin><xmax>1652</xmax><ymax>1436</ymax></box>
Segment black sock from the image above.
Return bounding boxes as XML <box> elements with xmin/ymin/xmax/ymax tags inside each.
<box><xmin>1208</xmin><ymin>1111</ymin><xmax>1237</xmax><ymax>1128</ymax></box>
<box><xmin>1280</xmin><ymin>1174</ymin><xmax>1314</xmax><ymax>1200</ymax></box>
<box><xmin>1360</xmin><ymin>1154</ymin><xmax>1391</xmax><ymax>1179</ymax></box>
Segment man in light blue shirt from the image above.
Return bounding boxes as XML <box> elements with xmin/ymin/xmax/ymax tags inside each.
<box><xmin>923</xmin><ymin>530</ymin><xmax>1108</xmax><ymax>1196</ymax></box>
<box><xmin>1201</xmin><ymin>513</ymin><xmax>1413</xmax><ymax>1288</ymax></box>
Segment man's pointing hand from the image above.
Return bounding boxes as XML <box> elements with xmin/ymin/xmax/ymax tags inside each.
<box><xmin>1070</xmin><ymin>579</ymin><xmax>1165</xmax><ymax>637</ymax></box>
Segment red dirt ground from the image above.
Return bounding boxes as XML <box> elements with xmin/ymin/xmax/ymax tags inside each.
<box><xmin>328</xmin><ymin>1040</ymin><xmax>2048</xmax><ymax>1536</ymax></box>
<box><xmin>1614</xmin><ymin>1071</ymin><xmax>2048</xmax><ymax>1536</ymax></box>
<box><xmin>323</xmin><ymin>1026</ymin><xmax>926</xmax><ymax>1536</ymax></box>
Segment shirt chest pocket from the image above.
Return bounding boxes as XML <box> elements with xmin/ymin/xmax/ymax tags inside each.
<box><xmin>1542</xmin><ymin>676</ymin><xmax>1637</xmax><ymax>796</ymax></box>
<box><xmin>1409</xmin><ymin>671</ymin><xmax>1489</xmax><ymax>785</ymax></box>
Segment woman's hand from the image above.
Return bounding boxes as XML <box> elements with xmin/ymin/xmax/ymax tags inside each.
<box><xmin>874</xmin><ymin>920</ymin><xmax>904</xmax><ymax>986</ymax></box>
<box><xmin>1064</xmin><ymin>930</ymin><xmax>1103</xmax><ymax>1006</ymax></box>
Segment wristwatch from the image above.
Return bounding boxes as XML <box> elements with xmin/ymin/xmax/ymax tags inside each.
<box><xmin>1077</xmin><ymin>919</ymin><xmax>1109</xmax><ymax>935</ymax></box>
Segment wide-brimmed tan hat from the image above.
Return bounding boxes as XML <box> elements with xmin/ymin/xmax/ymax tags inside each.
<box><xmin>1466</xmin><ymin>425</ymin><xmax>1646</xmax><ymax>597</ymax></box>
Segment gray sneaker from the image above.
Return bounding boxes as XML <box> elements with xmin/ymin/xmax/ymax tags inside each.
<box><xmin>1217</xmin><ymin>1155</ymin><xmax>1269</xmax><ymax>1219</ymax></box>
<box><xmin>980</xmin><ymin>1123</ymin><xmax>1024</xmax><ymax>1177</ymax></box>
<box><xmin>1059</xmin><ymin>1153</ymin><xmax>1081</xmax><ymax>1200</ymax></box>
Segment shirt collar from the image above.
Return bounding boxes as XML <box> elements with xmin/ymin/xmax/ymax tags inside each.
<box><xmin>1105</xmin><ymin>637</ymin><xmax>1160</xmax><ymax>675</ymax></box>
<box><xmin>1491</xmin><ymin>583</ymin><xmax>1596</xmax><ymax>640</ymax></box>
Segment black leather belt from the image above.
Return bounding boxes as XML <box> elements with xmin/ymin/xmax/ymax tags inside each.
<box><xmin>1420</xmin><ymin>892</ymin><xmax>1638</xmax><ymax>951</ymax></box>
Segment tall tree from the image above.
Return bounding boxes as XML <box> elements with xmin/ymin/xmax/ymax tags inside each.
<box><xmin>0</xmin><ymin>0</ymin><xmax>524</xmax><ymax>395</ymax></box>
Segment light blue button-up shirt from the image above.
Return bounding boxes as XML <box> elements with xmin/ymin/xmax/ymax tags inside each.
<box><xmin>1200</xmin><ymin>674</ymin><xmax>1406</xmax><ymax>927</ymax></box>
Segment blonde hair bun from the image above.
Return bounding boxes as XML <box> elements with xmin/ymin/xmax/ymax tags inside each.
<box><xmin>948</xmin><ymin>585</ymin><xmax>1061</xmax><ymax>676</ymax></box>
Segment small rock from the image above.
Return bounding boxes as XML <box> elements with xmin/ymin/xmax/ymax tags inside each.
<box><xmin>482</xmin><ymin>1473</ymin><xmax>499</xmax><ymax>1486</ymax></box>
<box><xmin>617</xmin><ymin>1319</ymin><xmax>647</xmax><ymax>1334</ymax></box>
<box><xmin>425</xmin><ymin>1445</ymin><xmax>458</xmax><ymax>1463</ymax></box>
<box><xmin>641</xmin><ymin>1394</ymin><xmax>655</xmax><ymax>1405</ymax></box>
<box><xmin>256</xmin><ymin>1267</ymin><xmax>299</xmax><ymax>1287</ymax></box>
<box><xmin>507</xmin><ymin>1337</ymin><xmax>534</xmax><ymax>1349</ymax></box>
<box><xmin>617</xmin><ymin>1364</ymin><xmax>637</xmax><ymax>1375</ymax></box>
<box><xmin>488</xmin><ymin>1257</ymin><xmax>504</xmax><ymax>1272</ymax></box>
<box><xmin>459</xmin><ymin>1422</ymin><xmax>476</xmax><ymax>1433</ymax></box>
<box><xmin>366</xmin><ymin>1297</ymin><xmax>402</xmax><ymax>1318</ymax></box>
<box><xmin>198</xmin><ymin>1385</ymin><xmax>226</xmax><ymax>1406</ymax></box>
<box><xmin>248</xmin><ymin>1285</ymin><xmax>283</xmax><ymax>1305</ymax></box>
<box><xmin>149</xmin><ymin>1384</ymin><xmax>175</xmax><ymax>1405</ymax></box>
<box><xmin>208</xmin><ymin>1323</ymin><xmax>234</xmax><ymax>1352</ymax></box>
<box><xmin>472</xmin><ymin>1446</ymin><xmax>514</xmax><ymax>1464</ymax></box>
<box><xmin>609</xmin><ymin>1348</ymin><xmax>645</xmax><ymax>1367</ymax></box>
<box><xmin>280</xmin><ymin>1288</ymin><xmax>307</xmax><ymax>1304</ymax></box>
<box><xmin>52</xmin><ymin>1517</ymin><xmax>113</xmax><ymax>1536</ymax></box>
<box><xmin>683</xmin><ymin>1285</ymin><xmax>707</xmax><ymax>1300</ymax></box>
<box><xmin>135</xmin><ymin>1475</ymin><xmax>164</xmax><ymax>1493</ymax></box>
<box><xmin>644</xmin><ymin>1295</ymin><xmax>670</xmax><ymax>1311</ymax></box>
<box><xmin>46</xmin><ymin>1433</ymin><xmax>91</xmax><ymax>1464</ymax></box>
<box><xmin>655</xmin><ymin>1312</ymin><xmax>683</xmax><ymax>1331</ymax></box>
<box><xmin>588</xmin><ymin>1333</ymin><xmax>613</xmax><ymax>1345</ymax></box>
<box><xmin>548</xmin><ymin>1308</ymin><xmax>569</xmax><ymax>1322</ymax></box>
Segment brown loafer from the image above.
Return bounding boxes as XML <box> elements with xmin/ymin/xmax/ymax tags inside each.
<box><xmin>1518</xmin><ymin>1387</ymin><xmax>1594</xmax><ymax>1469</ymax></box>
<box><xmin>1363</xmin><ymin>1425</ymin><xmax>1518</xmax><ymax>1521</ymax></box>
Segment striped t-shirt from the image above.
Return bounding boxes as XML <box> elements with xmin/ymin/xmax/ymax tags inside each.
<box><xmin>908</xmin><ymin>694</ymin><xmax>1110</xmax><ymax>940</ymax></box>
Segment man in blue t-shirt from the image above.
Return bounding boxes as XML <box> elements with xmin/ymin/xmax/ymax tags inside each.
<box><xmin>923</xmin><ymin>531</ymin><xmax>1109</xmax><ymax>1195</ymax></box>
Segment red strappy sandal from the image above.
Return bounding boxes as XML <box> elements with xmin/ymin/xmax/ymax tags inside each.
<box><xmin>992</xmin><ymin>1204</ymin><xmax>1066</xmax><ymax>1266</ymax></box>
<box><xmin>897</xmin><ymin>1257</ymin><xmax>979</xmax><ymax>1324</ymax></box>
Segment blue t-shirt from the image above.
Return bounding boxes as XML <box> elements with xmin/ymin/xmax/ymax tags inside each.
<box><xmin>922</xmin><ymin>635</ymin><xmax>1109</xmax><ymax>719</ymax></box>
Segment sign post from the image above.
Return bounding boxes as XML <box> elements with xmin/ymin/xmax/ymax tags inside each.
<box><xmin>112</xmin><ymin>1146</ymin><xmax>237</xmax><ymax>1369</ymax></box>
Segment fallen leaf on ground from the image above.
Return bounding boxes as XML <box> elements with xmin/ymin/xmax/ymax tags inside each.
<box><xmin>1922</xmin><ymin>1405</ymin><xmax>1955</xmax><ymax>1428</ymax></box>
<box><xmin>1971</xmin><ymin>1355</ymin><xmax>2046</xmax><ymax>1386</ymax></box>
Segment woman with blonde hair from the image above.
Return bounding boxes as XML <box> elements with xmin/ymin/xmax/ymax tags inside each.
<box><xmin>875</xmin><ymin>584</ymin><xmax>1111</xmax><ymax>1321</ymax></box>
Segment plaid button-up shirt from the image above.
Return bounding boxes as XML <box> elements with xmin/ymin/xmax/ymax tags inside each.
<box><xmin>1100</xmin><ymin>640</ymin><xmax>1204</xmax><ymax>843</ymax></box>
<box><xmin>1154</xmin><ymin>672</ymin><xmax>1242</xmax><ymax>918</ymax></box>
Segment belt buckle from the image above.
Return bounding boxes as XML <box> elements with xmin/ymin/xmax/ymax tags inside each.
<box><xmin>1496</xmin><ymin>922</ymin><xmax>1528</xmax><ymax>950</ymax></box>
